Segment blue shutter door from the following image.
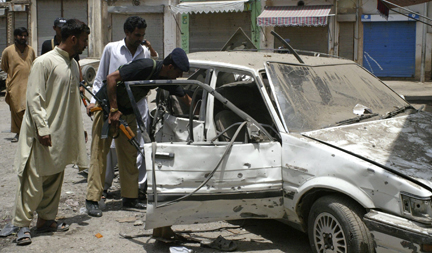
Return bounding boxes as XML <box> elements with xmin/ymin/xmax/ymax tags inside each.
<box><xmin>363</xmin><ymin>22</ymin><xmax>415</xmax><ymax>77</ymax></box>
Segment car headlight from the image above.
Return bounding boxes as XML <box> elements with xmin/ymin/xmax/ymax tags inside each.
<box><xmin>401</xmin><ymin>192</ymin><xmax>432</xmax><ymax>224</ymax></box>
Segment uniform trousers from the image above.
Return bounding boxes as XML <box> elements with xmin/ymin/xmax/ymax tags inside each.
<box><xmin>86</xmin><ymin>106</ymin><xmax>139</xmax><ymax>202</ymax></box>
<box><xmin>13</xmin><ymin>148</ymin><xmax>64</xmax><ymax>227</ymax></box>
<box><xmin>104</xmin><ymin>97</ymin><xmax>149</xmax><ymax>191</ymax></box>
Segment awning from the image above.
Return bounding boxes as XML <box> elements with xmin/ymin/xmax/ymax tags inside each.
<box><xmin>170</xmin><ymin>0</ymin><xmax>248</xmax><ymax>15</ymax></box>
<box><xmin>257</xmin><ymin>5</ymin><xmax>333</xmax><ymax>27</ymax></box>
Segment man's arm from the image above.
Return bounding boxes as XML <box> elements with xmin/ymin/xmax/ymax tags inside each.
<box><xmin>143</xmin><ymin>40</ymin><xmax>158</xmax><ymax>59</ymax></box>
<box><xmin>30</xmin><ymin>48</ymin><xmax>36</xmax><ymax>62</ymax></box>
<box><xmin>106</xmin><ymin>70</ymin><xmax>122</xmax><ymax>127</ymax></box>
<box><xmin>26</xmin><ymin>60</ymin><xmax>52</xmax><ymax>146</ymax></box>
<box><xmin>1</xmin><ymin>49</ymin><xmax>8</xmax><ymax>73</ymax></box>
<box><xmin>90</xmin><ymin>45</ymin><xmax>111</xmax><ymax>101</ymax></box>
<box><xmin>88</xmin><ymin>45</ymin><xmax>112</xmax><ymax>114</ymax></box>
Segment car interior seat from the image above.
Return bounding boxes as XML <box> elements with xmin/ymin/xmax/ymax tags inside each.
<box><xmin>214</xmin><ymin>80</ymin><xmax>272</xmax><ymax>142</ymax></box>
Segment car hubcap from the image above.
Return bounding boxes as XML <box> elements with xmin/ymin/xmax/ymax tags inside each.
<box><xmin>313</xmin><ymin>212</ymin><xmax>347</xmax><ymax>253</ymax></box>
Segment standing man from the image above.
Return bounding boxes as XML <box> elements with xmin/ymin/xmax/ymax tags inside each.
<box><xmin>12</xmin><ymin>19</ymin><xmax>89</xmax><ymax>246</ymax></box>
<box><xmin>41</xmin><ymin>18</ymin><xmax>67</xmax><ymax>55</ymax></box>
<box><xmin>86</xmin><ymin>48</ymin><xmax>191</xmax><ymax>217</ymax></box>
<box><xmin>41</xmin><ymin>17</ymin><xmax>84</xmax><ymax>84</ymax></box>
<box><xmin>1</xmin><ymin>27</ymin><xmax>36</xmax><ymax>143</ymax></box>
<box><xmin>86</xmin><ymin>16</ymin><xmax>157</xmax><ymax>209</ymax></box>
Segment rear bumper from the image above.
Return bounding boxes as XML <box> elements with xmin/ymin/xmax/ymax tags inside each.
<box><xmin>364</xmin><ymin>210</ymin><xmax>432</xmax><ymax>252</ymax></box>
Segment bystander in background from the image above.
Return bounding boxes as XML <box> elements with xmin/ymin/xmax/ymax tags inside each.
<box><xmin>1</xmin><ymin>27</ymin><xmax>36</xmax><ymax>143</ymax></box>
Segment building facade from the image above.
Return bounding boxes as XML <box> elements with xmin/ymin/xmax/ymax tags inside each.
<box><xmin>0</xmin><ymin>0</ymin><xmax>431</xmax><ymax>80</ymax></box>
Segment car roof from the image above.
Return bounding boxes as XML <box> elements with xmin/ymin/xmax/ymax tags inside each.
<box><xmin>187</xmin><ymin>51</ymin><xmax>356</xmax><ymax>71</ymax></box>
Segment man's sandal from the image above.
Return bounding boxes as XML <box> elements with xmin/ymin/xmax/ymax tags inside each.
<box><xmin>36</xmin><ymin>220</ymin><xmax>69</xmax><ymax>233</ymax></box>
<box><xmin>16</xmin><ymin>227</ymin><xmax>31</xmax><ymax>246</ymax></box>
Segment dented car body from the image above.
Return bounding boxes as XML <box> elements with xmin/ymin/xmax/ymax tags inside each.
<box><xmin>133</xmin><ymin>51</ymin><xmax>432</xmax><ymax>252</ymax></box>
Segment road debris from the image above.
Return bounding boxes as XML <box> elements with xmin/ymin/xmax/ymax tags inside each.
<box><xmin>116</xmin><ymin>217</ymin><xmax>136</xmax><ymax>223</ymax></box>
<box><xmin>169</xmin><ymin>246</ymin><xmax>194</xmax><ymax>253</ymax></box>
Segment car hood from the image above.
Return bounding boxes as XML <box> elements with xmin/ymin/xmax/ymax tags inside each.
<box><xmin>303</xmin><ymin>112</ymin><xmax>432</xmax><ymax>182</ymax></box>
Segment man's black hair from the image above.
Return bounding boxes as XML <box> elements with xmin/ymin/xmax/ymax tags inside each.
<box><xmin>14</xmin><ymin>27</ymin><xmax>28</xmax><ymax>37</ymax></box>
<box><xmin>124</xmin><ymin>16</ymin><xmax>147</xmax><ymax>33</ymax></box>
<box><xmin>61</xmin><ymin>19</ymin><xmax>90</xmax><ymax>42</ymax></box>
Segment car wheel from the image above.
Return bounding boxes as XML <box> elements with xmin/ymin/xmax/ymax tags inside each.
<box><xmin>308</xmin><ymin>195</ymin><xmax>374</xmax><ymax>253</ymax></box>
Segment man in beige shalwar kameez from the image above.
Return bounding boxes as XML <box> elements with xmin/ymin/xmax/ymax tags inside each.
<box><xmin>1</xmin><ymin>27</ymin><xmax>36</xmax><ymax>142</ymax></box>
<box><xmin>10</xmin><ymin>19</ymin><xmax>90</xmax><ymax>246</ymax></box>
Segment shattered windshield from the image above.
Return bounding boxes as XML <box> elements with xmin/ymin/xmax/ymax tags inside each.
<box><xmin>266</xmin><ymin>63</ymin><xmax>409</xmax><ymax>133</ymax></box>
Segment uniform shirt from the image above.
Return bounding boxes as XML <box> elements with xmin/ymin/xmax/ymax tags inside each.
<box><xmin>96</xmin><ymin>58</ymin><xmax>185</xmax><ymax>115</ymax></box>
<box><xmin>119</xmin><ymin>58</ymin><xmax>184</xmax><ymax>96</ymax></box>
<box><xmin>14</xmin><ymin>47</ymin><xmax>88</xmax><ymax>176</ymax></box>
<box><xmin>1</xmin><ymin>44</ymin><xmax>36</xmax><ymax>112</ymax></box>
<box><xmin>90</xmin><ymin>38</ymin><xmax>154</xmax><ymax>103</ymax></box>
<box><xmin>41</xmin><ymin>35</ymin><xmax>80</xmax><ymax>61</ymax></box>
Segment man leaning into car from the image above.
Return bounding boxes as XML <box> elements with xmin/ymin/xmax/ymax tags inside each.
<box><xmin>85</xmin><ymin>48</ymin><xmax>191</xmax><ymax>217</ymax></box>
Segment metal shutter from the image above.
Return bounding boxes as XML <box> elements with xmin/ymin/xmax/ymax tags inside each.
<box><xmin>37</xmin><ymin>0</ymin><xmax>88</xmax><ymax>57</ymax></box>
<box><xmin>274</xmin><ymin>26</ymin><xmax>328</xmax><ymax>54</ymax></box>
<box><xmin>37</xmin><ymin>0</ymin><xmax>61</xmax><ymax>55</ymax></box>
<box><xmin>339</xmin><ymin>22</ymin><xmax>354</xmax><ymax>60</ymax></box>
<box><xmin>14</xmin><ymin>12</ymin><xmax>27</xmax><ymax>29</ymax></box>
<box><xmin>64</xmin><ymin>0</ymin><xmax>89</xmax><ymax>57</ymax></box>
<box><xmin>189</xmin><ymin>12</ymin><xmax>251</xmax><ymax>52</ymax></box>
<box><xmin>0</xmin><ymin>16</ymin><xmax>6</xmax><ymax>53</ymax></box>
<box><xmin>112</xmin><ymin>13</ymin><xmax>164</xmax><ymax>58</ymax></box>
<box><xmin>363</xmin><ymin>21</ymin><xmax>415</xmax><ymax>77</ymax></box>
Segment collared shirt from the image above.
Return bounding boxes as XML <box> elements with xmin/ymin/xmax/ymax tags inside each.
<box><xmin>14</xmin><ymin>47</ymin><xmax>88</xmax><ymax>176</ymax></box>
<box><xmin>90</xmin><ymin>38</ymin><xmax>156</xmax><ymax>103</ymax></box>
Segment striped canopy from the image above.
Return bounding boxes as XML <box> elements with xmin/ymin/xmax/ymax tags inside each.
<box><xmin>257</xmin><ymin>5</ymin><xmax>333</xmax><ymax>27</ymax></box>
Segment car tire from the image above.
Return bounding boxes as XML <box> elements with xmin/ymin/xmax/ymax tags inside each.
<box><xmin>81</xmin><ymin>65</ymin><xmax>96</xmax><ymax>85</ymax></box>
<box><xmin>308</xmin><ymin>195</ymin><xmax>374</xmax><ymax>253</ymax></box>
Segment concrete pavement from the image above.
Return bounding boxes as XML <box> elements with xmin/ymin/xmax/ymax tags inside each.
<box><xmin>384</xmin><ymin>80</ymin><xmax>432</xmax><ymax>101</ymax></box>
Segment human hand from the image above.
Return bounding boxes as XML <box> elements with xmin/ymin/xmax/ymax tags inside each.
<box><xmin>108</xmin><ymin>110</ymin><xmax>122</xmax><ymax>129</ymax></box>
<box><xmin>142</xmin><ymin>40</ymin><xmax>151</xmax><ymax>48</ymax></box>
<box><xmin>38</xmin><ymin>134</ymin><xmax>52</xmax><ymax>147</ymax></box>
<box><xmin>87</xmin><ymin>103</ymin><xmax>95</xmax><ymax>116</ymax></box>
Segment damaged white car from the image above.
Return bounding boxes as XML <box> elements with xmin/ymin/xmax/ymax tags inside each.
<box><xmin>126</xmin><ymin>50</ymin><xmax>432</xmax><ymax>253</ymax></box>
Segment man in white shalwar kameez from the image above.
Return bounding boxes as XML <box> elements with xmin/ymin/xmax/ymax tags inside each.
<box><xmin>10</xmin><ymin>19</ymin><xmax>90</xmax><ymax>246</ymax></box>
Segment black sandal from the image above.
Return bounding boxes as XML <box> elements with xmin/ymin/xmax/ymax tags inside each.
<box><xmin>16</xmin><ymin>227</ymin><xmax>31</xmax><ymax>246</ymax></box>
<box><xmin>36</xmin><ymin>220</ymin><xmax>69</xmax><ymax>233</ymax></box>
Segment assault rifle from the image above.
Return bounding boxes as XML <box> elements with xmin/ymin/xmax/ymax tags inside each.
<box><xmin>79</xmin><ymin>82</ymin><xmax>144</xmax><ymax>157</ymax></box>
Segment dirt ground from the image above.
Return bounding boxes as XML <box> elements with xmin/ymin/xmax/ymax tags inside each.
<box><xmin>0</xmin><ymin>93</ymin><xmax>312</xmax><ymax>253</ymax></box>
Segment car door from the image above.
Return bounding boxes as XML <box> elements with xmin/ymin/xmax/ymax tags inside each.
<box><xmin>144</xmin><ymin>68</ymin><xmax>284</xmax><ymax>229</ymax></box>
